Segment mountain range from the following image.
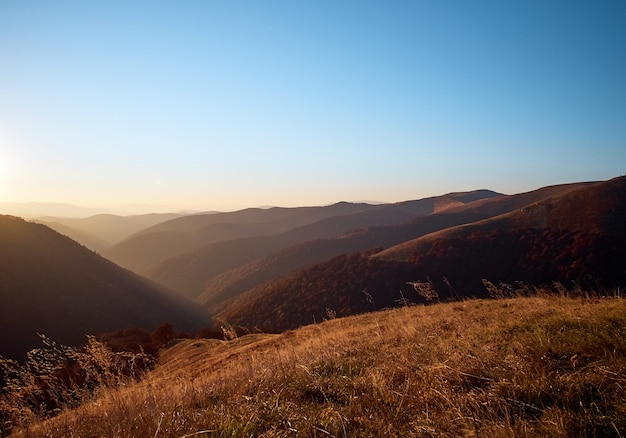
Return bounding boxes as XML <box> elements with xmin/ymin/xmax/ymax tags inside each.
<box><xmin>214</xmin><ymin>178</ymin><xmax>625</xmax><ymax>331</ymax></box>
<box><xmin>198</xmin><ymin>182</ymin><xmax>592</xmax><ymax>313</ymax></box>
<box><xmin>2</xmin><ymin>176</ymin><xmax>625</xmax><ymax>360</ymax></box>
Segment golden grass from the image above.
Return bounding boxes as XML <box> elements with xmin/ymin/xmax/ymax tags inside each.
<box><xmin>8</xmin><ymin>294</ymin><xmax>626</xmax><ymax>437</ymax></box>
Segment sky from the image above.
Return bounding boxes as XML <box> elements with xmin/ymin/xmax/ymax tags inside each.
<box><xmin>1</xmin><ymin>0</ymin><xmax>625</xmax><ymax>214</ymax></box>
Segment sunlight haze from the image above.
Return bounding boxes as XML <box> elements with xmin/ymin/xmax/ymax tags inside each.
<box><xmin>1</xmin><ymin>0</ymin><xmax>625</xmax><ymax>215</ymax></box>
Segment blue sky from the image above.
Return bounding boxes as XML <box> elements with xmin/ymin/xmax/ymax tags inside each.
<box><xmin>1</xmin><ymin>1</ymin><xmax>625</xmax><ymax>213</ymax></box>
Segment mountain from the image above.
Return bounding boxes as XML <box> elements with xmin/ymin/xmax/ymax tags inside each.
<box><xmin>199</xmin><ymin>182</ymin><xmax>591</xmax><ymax>313</ymax></box>
<box><xmin>376</xmin><ymin>178</ymin><xmax>624</xmax><ymax>263</ymax></box>
<box><xmin>0</xmin><ymin>216</ymin><xmax>210</xmax><ymax>361</ymax></box>
<box><xmin>147</xmin><ymin>191</ymin><xmax>501</xmax><ymax>300</ymax></box>
<box><xmin>104</xmin><ymin>202</ymin><xmax>381</xmax><ymax>274</ymax></box>
<box><xmin>213</xmin><ymin>177</ymin><xmax>626</xmax><ymax>332</ymax></box>
<box><xmin>36</xmin><ymin>212</ymin><xmax>184</xmax><ymax>251</ymax></box>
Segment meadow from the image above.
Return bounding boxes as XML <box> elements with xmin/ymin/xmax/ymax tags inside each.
<box><xmin>4</xmin><ymin>290</ymin><xmax>626</xmax><ymax>437</ymax></box>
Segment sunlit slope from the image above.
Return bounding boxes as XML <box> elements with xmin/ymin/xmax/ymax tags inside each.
<box><xmin>22</xmin><ymin>296</ymin><xmax>626</xmax><ymax>437</ymax></box>
<box><xmin>147</xmin><ymin>191</ymin><xmax>500</xmax><ymax>299</ymax></box>
<box><xmin>0</xmin><ymin>216</ymin><xmax>210</xmax><ymax>361</ymax></box>
<box><xmin>377</xmin><ymin>176</ymin><xmax>625</xmax><ymax>262</ymax></box>
<box><xmin>441</xmin><ymin>181</ymin><xmax>596</xmax><ymax>216</ymax></box>
<box><xmin>200</xmin><ymin>182</ymin><xmax>590</xmax><ymax>312</ymax></box>
<box><xmin>214</xmin><ymin>177</ymin><xmax>626</xmax><ymax>332</ymax></box>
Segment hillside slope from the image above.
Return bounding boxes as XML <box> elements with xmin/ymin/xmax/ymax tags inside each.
<box><xmin>377</xmin><ymin>176</ymin><xmax>625</xmax><ymax>262</ymax></box>
<box><xmin>200</xmin><ymin>182</ymin><xmax>591</xmax><ymax>312</ymax></box>
<box><xmin>33</xmin><ymin>221</ymin><xmax>109</xmax><ymax>253</ymax></box>
<box><xmin>148</xmin><ymin>191</ymin><xmax>501</xmax><ymax>299</ymax></box>
<box><xmin>215</xmin><ymin>177</ymin><xmax>626</xmax><ymax>332</ymax></box>
<box><xmin>0</xmin><ymin>216</ymin><xmax>210</xmax><ymax>361</ymax></box>
<box><xmin>12</xmin><ymin>296</ymin><xmax>626</xmax><ymax>437</ymax></box>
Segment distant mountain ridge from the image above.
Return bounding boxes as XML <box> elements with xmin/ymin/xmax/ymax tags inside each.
<box><xmin>144</xmin><ymin>191</ymin><xmax>502</xmax><ymax>300</ymax></box>
<box><xmin>104</xmin><ymin>202</ymin><xmax>382</xmax><ymax>274</ymax></box>
<box><xmin>211</xmin><ymin>177</ymin><xmax>626</xmax><ymax>332</ymax></box>
<box><xmin>0</xmin><ymin>202</ymin><xmax>111</xmax><ymax>218</ymax></box>
<box><xmin>5</xmin><ymin>177</ymin><xmax>622</xmax><ymax>360</ymax></box>
<box><xmin>198</xmin><ymin>183</ymin><xmax>592</xmax><ymax>312</ymax></box>
<box><xmin>0</xmin><ymin>216</ymin><xmax>210</xmax><ymax>361</ymax></box>
<box><xmin>36</xmin><ymin>213</ymin><xmax>185</xmax><ymax>251</ymax></box>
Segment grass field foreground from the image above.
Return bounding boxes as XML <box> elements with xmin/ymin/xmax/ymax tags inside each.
<box><xmin>11</xmin><ymin>293</ymin><xmax>626</xmax><ymax>437</ymax></box>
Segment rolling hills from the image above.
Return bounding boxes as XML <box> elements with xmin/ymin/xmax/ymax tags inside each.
<box><xmin>143</xmin><ymin>190</ymin><xmax>501</xmax><ymax>300</ymax></box>
<box><xmin>104</xmin><ymin>202</ymin><xmax>382</xmax><ymax>274</ymax></box>
<box><xmin>0</xmin><ymin>215</ymin><xmax>210</xmax><ymax>361</ymax></box>
<box><xmin>212</xmin><ymin>177</ymin><xmax>626</xmax><ymax>332</ymax></box>
<box><xmin>4</xmin><ymin>177</ymin><xmax>624</xmax><ymax>358</ymax></box>
<box><xmin>199</xmin><ymin>181</ymin><xmax>593</xmax><ymax>313</ymax></box>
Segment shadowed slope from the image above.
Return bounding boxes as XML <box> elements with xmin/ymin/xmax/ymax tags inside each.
<box><xmin>33</xmin><ymin>221</ymin><xmax>109</xmax><ymax>253</ymax></box>
<box><xmin>0</xmin><ymin>216</ymin><xmax>210</xmax><ymax>361</ymax></box>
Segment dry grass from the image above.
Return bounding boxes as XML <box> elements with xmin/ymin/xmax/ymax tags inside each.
<box><xmin>6</xmin><ymin>293</ymin><xmax>626</xmax><ymax>437</ymax></box>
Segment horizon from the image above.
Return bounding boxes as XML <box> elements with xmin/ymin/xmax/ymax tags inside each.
<box><xmin>1</xmin><ymin>1</ymin><xmax>625</xmax><ymax>213</ymax></box>
<box><xmin>0</xmin><ymin>176</ymin><xmax>612</xmax><ymax>218</ymax></box>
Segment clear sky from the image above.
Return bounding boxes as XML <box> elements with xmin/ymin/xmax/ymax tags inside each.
<box><xmin>1</xmin><ymin>0</ymin><xmax>625</xmax><ymax>214</ymax></box>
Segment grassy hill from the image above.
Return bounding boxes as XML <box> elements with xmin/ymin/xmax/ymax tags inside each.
<box><xmin>7</xmin><ymin>294</ymin><xmax>626</xmax><ymax>437</ymax></box>
<box><xmin>213</xmin><ymin>177</ymin><xmax>626</xmax><ymax>332</ymax></box>
<box><xmin>0</xmin><ymin>216</ymin><xmax>210</xmax><ymax>361</ymax></box>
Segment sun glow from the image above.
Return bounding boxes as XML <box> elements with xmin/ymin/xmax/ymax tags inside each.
<box><xmin>0</xmin><ymin>130</ymin><xmax>15</xmax><ymax>201</ymax></box>
<box><xmin>0</xmin><ymin>126</ymin><xmax>33</xmax><ymax>203</ymax></box>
